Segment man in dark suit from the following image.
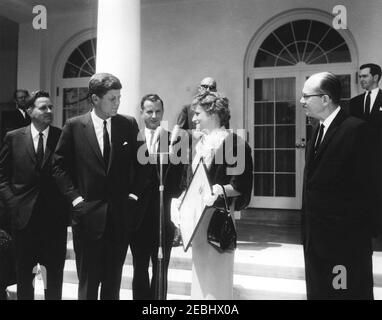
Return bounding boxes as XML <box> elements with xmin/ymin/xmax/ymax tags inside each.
<box><xmin>349</xmin><ymin>63</ymin><xmax>382</xmax><ymax>124</ymax></box>
<box><xmin>0</xmin><ymin>90</ymin><xmax>68</xmax><ymax>300</ymax></box>
<box><xmin>0</xmin><ymin>89</ymin><xmax>31</xmax><ymax>300</ymax></box>
<box><xmin>130</xmin><ymin>94</ymin><xmax>183</xmax><ymax>300</ymax></box>
<box><xmin>1</xmin><ymin>89</ymin><xmax>31</xmax><ymax>141</ymax></box>
<box><xmin>301</xmin><ymin>72</ymin><xmax>375</xmax><ymax>299</ymax></box>
<box><xmin>349</xmin><ymin>63</ymin><xmax>382</xmax><ymax>235</ymax></box>
<box><xmin>53</xmin><ymin>73</ymin><xmax>144</xmax><ymax>300</ymax></box>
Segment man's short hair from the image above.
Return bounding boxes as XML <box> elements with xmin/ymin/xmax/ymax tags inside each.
<box><xmin>13</xmin><ymin>89</ymin><xmax>29</xmax><ymax>100</ymax></box>
<box><xmin>318</xmin><ymin>72</ymin><xmax>342</xmax><ymax>105</ymax></box>
<box><xmin>89</xmin><ymin>73</ymin><xmax>122</xmax><ymax>99</ymax></box>
<box><xmin>25</xmin><ymin>90</ymin><xmax>50</xmax><ymax>109</ymax></box>
<box><xmin>140</xmin><ymin>93</ymin><xmax>164</xmax><ymax>111</ymax></box>
<box><xmin>360</xmin><ymin>63</ymin><xmax>382</xmax><ymax>82</ymax></box>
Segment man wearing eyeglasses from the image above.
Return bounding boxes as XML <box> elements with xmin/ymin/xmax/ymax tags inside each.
<box><xmin>301</xmin><ymin>72</ymin><xmax>375</xmax><ymax>300</ymax></box>
<box><xmin>175</xmin><ymin>77</ymin><xmax>218</xmax><ymax>132</ymax></box>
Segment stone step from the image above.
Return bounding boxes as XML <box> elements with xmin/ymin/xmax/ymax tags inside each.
<box><xmin>8</xmin><ymin>260</ymin><xmax>382</xmax><ymax>300</ymax></box>
<box><xmin>61</xmin><ymin>259</ymin><xmax>382</xmax><ymax>300</ymax></box>
<box><xmin>6</xmin><ymin>282</ymin><xmax>189</xmax><ymax>300</ymax></box>
<box><xmin>65</xmin><ymin>240</ymin><xmax>382</xmax><ymax>287</ymax></box>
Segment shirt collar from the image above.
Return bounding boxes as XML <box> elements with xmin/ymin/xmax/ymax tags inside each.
<box><xmin>145</xmin><ymin>127</ymin><xmax>155</xmax><ymax>136</ymax></box>
<box><xmin>321</xmin><ymin>106</ymin><xmax>341</xmax><ymax>129</ymax></box>
<box><xmin>91</xmin><ymin>109</ymin><xmax>111</xmax><ymax>128</ymax></box>
<box><xmin>368</xmin><ymin>87</ymin><xmax>379</xmax><ymax>96</ymax></box>
<box><xmin>30</xmin><ymin>123</ymin><xmax>50</xmax><ymax>139</ymax></box>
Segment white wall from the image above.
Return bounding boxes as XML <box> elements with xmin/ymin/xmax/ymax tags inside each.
<box><xmin>140</xmin><ymin>0</ymin><xmax>382</xmax><ymax>129</ymax></box>
<box><xmin>16</xmin><ymin>0</ymin><xmax>382</xmax><ymax>128</ymax></box>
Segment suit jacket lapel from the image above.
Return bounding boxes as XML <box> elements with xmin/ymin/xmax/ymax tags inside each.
<box><xmin>305</xmin><ymin>122</ymin><xmax>319</xmax><ymax>170</ymax></box>
<box><xmin>314</xmin><ymin>108</ymin><xmax>346</xmax><ymax>161</ymax></box>
<box><xmin>371</xmin><ymin>89</ymin><xmax>382</xmax><ymax>116</ymax></box>
<box><xmin>23</xmin><ymin>125</ymin><xmax>37</xmax><ymax>164</ymax></box>
<box><xmin>82</xmin><ymin>112</ymin><xmax>105</xmax><ymax>168</ymax></box>
<box><xmin>41</xmin><ymin>126</ymin><xmax>55</xmax><ymax>168</ymax></box>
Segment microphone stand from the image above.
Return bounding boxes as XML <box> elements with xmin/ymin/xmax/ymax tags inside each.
<box><xmin>154</xmin><ymin>151</ymin><xmax>169</xmax><ymax>300</ymax></box>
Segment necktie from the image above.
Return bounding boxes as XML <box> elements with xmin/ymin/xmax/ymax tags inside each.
<box><xmin>103</xmin><ymin>120</ymin><xmax>110</xmax><ymax>167</ymax></box>
<box><xmin>149</xmin><ymin>129</ymin><xmax>155</xmax><ymax>154</ymax></box>
<box><xmin>314</xmin><ymin>124</ymin><xmax>325</xmax><ymax>154</ymax></box>
<box><xmin>365</xmin><ymin>91</ymin><xmax>371</xmax><ymax>117</ymax></box>
<box><xmin>36</xmin><ymin>132</ymin><xmax>44</xmax><ymax>168</ymax></box>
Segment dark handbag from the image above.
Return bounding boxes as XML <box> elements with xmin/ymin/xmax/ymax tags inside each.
<box><xmin>207</xmin><ymin>185</ymin><xmax>237</xmax><ymax>253</ymax></box>
<box><xmin>0</xmin><ymin>229</ymin><xmax>12</xmax><ymax>253</ymax></box>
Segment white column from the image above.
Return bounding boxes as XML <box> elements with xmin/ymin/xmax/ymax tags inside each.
<box><xmin>96</xmin><ymin>0</ymin><xmax>141</xmax><ymax>119</ymax></box>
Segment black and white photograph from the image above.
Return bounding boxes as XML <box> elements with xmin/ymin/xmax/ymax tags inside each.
<box><xmin>0</xmin><ymin>0</ymin><xmax>382</xmax><ymax>303</ymax></box>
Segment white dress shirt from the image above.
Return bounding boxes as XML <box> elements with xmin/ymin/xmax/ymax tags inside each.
<box><xmin>144</xmin><ymin>127</ymin><xmax>157</xmax><ymax>154</ymax></box>
<box><xmin>364</xmin><ymin>87</ymin><xmax>380</xmax><ymax>113</ymax></box>
<box><xmin>90</xmin><ymin>109</ymin><xmax>111</xmax><ymax>156</ymax></box>
<box><xmin>317</xmin><ymin>106</ymin><xmax>341</xmax><ymax>144</ymax></box>
<box><xmin>31</xmin><ymin>123</ymin><xmax>49</xmax><ymax>153</ymax></box>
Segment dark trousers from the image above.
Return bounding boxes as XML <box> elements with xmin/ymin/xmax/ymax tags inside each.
<box><xmin>14</xmin><ymin>203</ymin><xmax>67</xmax><ymax>300</ymax></box>
<box><xmin>130</xmin><ymin>222</ymin><xmax>174</xmax><ymax>300</ymax></box>
<box><xmin>72</xmin><ymin>220</ymin><xmax>129</xmax><ymax>300</ymax></box>
<box><xmin>0</xmin><ymin>205</ymin><xmax>16</xmax><ymax>300</ymax></box>
<box><xmin>304</xmin><ymin>247</ymin><xmax>374</xmax><ymax>300</ymax></box>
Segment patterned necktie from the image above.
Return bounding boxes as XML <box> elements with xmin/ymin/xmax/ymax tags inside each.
<box><xmin>314</xmin><ymin>124</ymin><xmax>325</xmax><ymax>155</ymax></box>
<box><xmin>365</xmin><ymin>91</ymin><xmax>371</xmax><ymax>117</ymax></box>
<box><xmin>103</xmin><ymin>120</ymin><xmax>110</xmax><ymax>167</ymax></box>
<box><xmin>36</xmin><ymin>132</ymin><xmax>44</xmax><ymax>168</ymax></box>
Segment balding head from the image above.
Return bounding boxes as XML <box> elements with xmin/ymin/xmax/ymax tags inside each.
<box><xmin>300</xmin><ymin>72</ymin><xmax>341</xmax><ymax>121</ymax></box>
<box><xmin>199</xmin><ymin>77</ymin><xmax>217</xmax><ymax>93</ymax></box>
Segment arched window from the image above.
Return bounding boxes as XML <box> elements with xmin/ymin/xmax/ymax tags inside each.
<box><xmin>255</xmin><ymin>20</ymin><xmax>351</xmax><ymax>67</ymax></box>
<box><xmin>245</xmin><ymin>14</ymin><xmax>357</xmax><ymax>210</ymax></box>
<box><xmin>61</xmin><ymin>38</ymin><xmax>96</xmax><ymax>124</ymax></box>
<box><xmin>63</xmin><ymin>38</ymin><xmax>97</xmax><ymax>78</ymax></box>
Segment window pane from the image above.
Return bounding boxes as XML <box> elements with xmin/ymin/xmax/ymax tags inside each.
<box><xmin>276</xmin><ymin>174</ymin><xmax>295</xmax><ymax>197</ymax></box>
<box><xmin>254</xmin><ymin>174</ymin><xmax>274</xmax><ymax>196</ymax></box>
<box><xmin>260</xmin><ymin>33</ymin><xmax>283</xmax><ymax>55</ymax></box>
<box><xmin>255</xmin><ymin>79</ymin><xmax>274</xmax><ymax>101</ymax></box>
<box><xmin>255</xmin><ymin>50</ymin><xmax>276</xmax><ymax>67</ymax></box>
<box><xmin>276</xmin><ymin>102</ymin><xmax>295</xmax><ymax>124</ymax></box>
<box><xmin>275</xmin><ymin>78</ymin><xmax>295</xmax><ymax>100</ymax></box>
<box><xmin>327</xmin><ymin>44</ymin><xmax>351</xmax><ymax>63</ymax></box>
<box><xmin>292</xmin><ymin>20</ymin><xmax>310</xmax><ymax>42</ymax></box>
<box><xmin>254</xmin><ymin>126</ymin><xmax>274</xmax><ymax>148</ymax></box>
<box><xmin>255</xmin><ymin>102</ymin><xmax>274</xmax><ymax>125</ymax></box>
<box><xmin>276</xmin><ymin>150</ymin><xmax>295</xmax><ymax>172</ymax></box>
<box><xmin>254</xmin><ymin>150</ymin><xmax>274</xmax><ymax>172</ymax></box>
<box><xmin>274</xmin><ymin>23</ymin><xmax>294</xmax><ymax>47</ymax></box>
<box><xmin>337</xmin><ymin>74</ymin><xmax>351</xmax><ymax>98</ymax></box>
<box><xmin>276</xmin><ymin>125</ymin><xmax>295</xmax><ymax>148</ymax></box>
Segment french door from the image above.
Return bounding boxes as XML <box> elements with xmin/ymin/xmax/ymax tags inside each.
<box><xmin>247</xmin><ymin>67</ymin><xmax>354</xmax><ymax>209</ymax></box>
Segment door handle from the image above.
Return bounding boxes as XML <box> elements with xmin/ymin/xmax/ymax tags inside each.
<box><xmin>296</xmin><ymin>142</ymin><xmax>306</xmax><ymax>149</ymax></box>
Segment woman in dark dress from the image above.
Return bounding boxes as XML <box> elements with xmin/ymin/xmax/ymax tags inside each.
<box><xmin>178</xmin><ymin>91</ymin><xmax>253</xmax><ymax>299</ymax></box>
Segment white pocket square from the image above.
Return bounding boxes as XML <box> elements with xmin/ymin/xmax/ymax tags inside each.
<box><xmin>122</xmin><ymin>141</ymin><xmax>128</xmax><ymax>146</ymax></box>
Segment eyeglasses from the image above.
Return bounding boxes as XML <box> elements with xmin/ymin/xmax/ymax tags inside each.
<box><xmin>301</xmin><ymin>94</ymin><xmax>326</xmax><ymax>100</ymax></box>
<box><xmin>200</xmin><ymin>84</ymin><xmax>216</xmax><ymax>91</ymax></box>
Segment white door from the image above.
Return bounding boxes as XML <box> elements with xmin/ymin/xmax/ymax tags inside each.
<box><xmin>248</xmin><ymin>67</ymin><xmax>355</xmax><ymax>209</ymax></box>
